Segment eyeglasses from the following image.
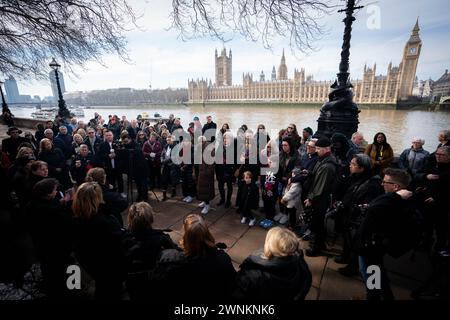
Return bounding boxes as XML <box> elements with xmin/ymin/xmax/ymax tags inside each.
<box><xmin>381</xmin><ymin>180</ymin><xmax>396</xmax><ymax>185</ymax></box>
<box><xmin>287</xmin><ymin>127</ymin><xmax>294</xmax><ymax>130</ymax></box>
<box><xmin>435</xmin><ymin>153</ymin><xmax>446</xmax><ymax>156</ymax></box>
<box><xmin>88</xmin><ymin>132</ymin><xmax>95</xmax><ymax>134</ymax></box>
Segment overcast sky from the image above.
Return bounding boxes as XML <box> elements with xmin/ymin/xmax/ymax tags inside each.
<box><xmin>17</xmin><ymin>0</ymin><xmax>450</xmax><ymax>98</ymax></box>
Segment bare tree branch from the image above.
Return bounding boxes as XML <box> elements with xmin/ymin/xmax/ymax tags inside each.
<box><xmin>0</xmin><ymin>0</ymin><xmax>141</xmax><ymax>79</ymax></box>
<box><xmin>169</xmin><ymin>0</ymin><xmax>338</xmax><ymax>53</ymax></box>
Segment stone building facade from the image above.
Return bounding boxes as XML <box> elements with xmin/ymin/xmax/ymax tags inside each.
<box><xmin>188</xmin><ymin>20</ymin><xmax>422</xmax><ymax>104</ymax></box>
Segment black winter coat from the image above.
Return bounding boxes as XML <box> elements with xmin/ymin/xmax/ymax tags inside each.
<box><xmin>102</xmin><ymin>185</ymin><xmax>128</xmax><ymax>226</ymax></box>
<box><xmin>72</xmin><ymin>204</ymin><xmax>128</xmax><ymax>289</ymax></box>
<box><xmin>151</xmin><ymin>247</ymin><xmax>236</xmax><ymax>301</ymax></box>
<box><xmin>38</xmin><ymin>148</ymin><xmax>66</xmax><ymax>177</ymax></box>
<box><xmin>233</xmin><ymin>252</ymin><xmax>312</xmax><ymax>301</ymax></box>
<box><xmin>356</xmin><ymin>192</ymin><xmax>418</xmax><ymax>258</ymax></box>
<box><xmin>238</xmin><ymin>182</ymin><xmax>260</xmax><ymax>213</ymax></box>
<box><xmin>125</xmin><ymin>229</ymin><xmax>178</xmax><ymax>299</ymax></box>
<box><xmin>26</xmin><ymin>198</ymin><xmax>73</xmax><ymax>266</ymax></box>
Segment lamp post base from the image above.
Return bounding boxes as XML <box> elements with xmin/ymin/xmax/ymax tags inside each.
<box><xmin>315</xmin><ymin>80</ymin><xmax>360</xmax><ymax>139</ymax></box>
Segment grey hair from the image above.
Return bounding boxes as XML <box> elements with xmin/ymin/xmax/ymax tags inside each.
<box><xmin>351</xmin><ymin>132</ymin><xmax>364</xmax><ymax>139</ymax></box>
<box><xmin>353</xmin><ymin>153</ymin><xmax>373</xmax><ymax>171</ymax></box>
<box><xmin>411</xmin><ymin>137</ymin><xmax>425</xmax><ymax>145</ymax></box>
<box><xmin>438</xmin><ymin>146</ymin><xmax>450</xmax><ymax>157</ymax></box>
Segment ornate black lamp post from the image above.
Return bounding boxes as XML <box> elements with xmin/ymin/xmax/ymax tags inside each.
<box><xmin>316</xmin><ymin>0</ymin><xmax>363</xmax><ymax>139</ymax></box>
<box><xmin>0</xmin><ymin>80</ymin><xmax>14</xmax><ymax>126</ymax></box>
<box><xmin>49</xmin><ymin>58</ymin><xmax>70</xmax><ymax>120</ymax></box>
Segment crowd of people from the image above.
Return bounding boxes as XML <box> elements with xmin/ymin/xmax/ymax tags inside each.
<box><xmin>0</xmin><ymin>111</ymin><xmax>449</xmax><ymax>300</ymax></box>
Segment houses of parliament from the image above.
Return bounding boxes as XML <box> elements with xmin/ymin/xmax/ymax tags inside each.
<box><xmin>188</xmin><ymin>20</ymin><xmax>422</xmax><ymax>105</ymax></box>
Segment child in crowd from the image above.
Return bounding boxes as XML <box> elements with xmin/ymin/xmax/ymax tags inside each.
<box><xmin>278</xmin><ymin>167</ymin><xmax>303</xmax><ymax>227</ymax></box>
<box><xmin>259</xmin><ymin>154</ymin><xmax>279</xmax><ymax>229</ymax></box>
<box><xmin>238</xmin><ymin>171</ymin><xmax>260</xmax><ymax>227</ymax></box>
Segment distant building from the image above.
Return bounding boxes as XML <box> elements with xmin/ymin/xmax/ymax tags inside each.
<box><xmin>412</xmin><ymin>77</ymin><xmax>433</xmax><ymax>98</ymax></box>
<box><xmin>188</xmin><ymin>19</ymin><xmax>422</xmax><ymax>104</ymax></box>
<box><xmin>430</xmin><ymin>69</ymin><xmax>450</xmax><ymax>103</ymax></box>
<box><xmin>49</xmin><ymin>70</ymin><xmax>66</xmax><ymax>102</ymax></box>
<box><xmin>4</xmin><ymin>75</ymin><xmax>20</xmax><ymax>103</ymax></box>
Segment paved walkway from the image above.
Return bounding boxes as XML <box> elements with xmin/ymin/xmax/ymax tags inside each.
<box><xmin>141</xmin><ymin>187</ymin><xmax>433</xmax><ymax>300</ymax></box>
<box><xmin>0</xmin><ymin>123</ymin><xmax>436</xmax><ymax>300</ymax></box>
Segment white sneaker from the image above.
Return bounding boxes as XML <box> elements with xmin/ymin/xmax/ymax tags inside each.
<box><xmin>279</xmin><ymin>214</ymin><xmax>289</xmax><ymax>225</ymax></box>
<box><xmin>274</xmin><ymin>212</ymin><xmax>283</xmax><ymax>222</ymax></box>
<box><xmin>248</xmin><ymin>218</ymin><xmax>256</xmax><ymax>227</ymax></box>
<box><xmin>198</xmin><ymin>201</ymin><xmax>206</xmax><ymax>208</ymax></box>
<box><xmin>201</xmin><ymin>204</ymin><xmax>210</xmax><ymax>215</ymax></box>
<box><xmin>241</xmin><ymin>217</ymin><xmax>248</xmax><ymax>224</ymax></box>
<box><xmin>185</xmin><ymin>196</ymin><xmax>193</xmax><ymax>203</ymax></box>
<box><xmin>182</xmin><ymin>196</ymin><xmax>188</xmax><ymax>202</ymax></box>
<box><xmin>120</xmin><ymin>193</ymin><xmax>127</xmax><ymax>199</ymax></box>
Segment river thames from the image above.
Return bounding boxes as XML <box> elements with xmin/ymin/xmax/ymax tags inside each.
<box><xmin>10</xmin><ymin>105</ymin><xmax>450</xmax><ymax>154</ymax></box>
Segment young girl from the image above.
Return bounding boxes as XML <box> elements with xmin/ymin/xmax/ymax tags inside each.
<box><xmin>238</xmin><ymin>171</ymin><xmax>260</xmax><ymax>227</ymax></box>
<box><xmin>280</xmin><ymin>167</ymin><xmax>303</xmax><ymax>228</ymax></box>
<box><xmin>260</xmin><ymin>154</ymin><xmax>279</xmax><ymax>229</ymax></box>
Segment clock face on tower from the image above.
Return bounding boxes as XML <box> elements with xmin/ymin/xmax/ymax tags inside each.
<box><xmin>409</xmin><ymin>46</ymin><xmax>417</xmax><ymax>55</ymax></box>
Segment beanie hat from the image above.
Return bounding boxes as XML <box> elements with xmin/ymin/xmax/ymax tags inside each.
<box><xmin>303</xmin><ymin>127</ymin><xmax>313</xmax><ymax>136</ymax></box>
<box><xmin>315</xmin><ymin>136</ymin><xmax>331</xmax><ymax>148</ymax></box>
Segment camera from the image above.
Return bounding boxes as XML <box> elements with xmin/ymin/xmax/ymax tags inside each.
<box><xmin>325</xmin><ymin>201</ymin><xmax>344</xmax><ymax>220</ymax></box>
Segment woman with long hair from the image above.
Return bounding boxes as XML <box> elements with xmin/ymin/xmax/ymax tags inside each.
<box><xmin>364</xmin><ymin>132</ymin><xmax>394</xmax><ymax>175</ymax></box>
<box><xmin>72</xmin><ymin>182</ymin><xmax>128</xmax><ymax>299</ymax></box>
<box><xmin>152</xmin><ymin>214</ymin><xmax>236</xmax><ymax>301</ymax></box>
<box><xmin>85</xmin><ymin>167</ymin><xmax>128</xmax><ymax>226</ymax></box>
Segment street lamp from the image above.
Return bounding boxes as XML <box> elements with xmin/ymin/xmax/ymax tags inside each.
<box><xmin>0</xmin><ymin>79</ymin><xmax>14</xmax><ymax>126</ymax></box>
<box><xmin>49</xmin><ymin>57</ymin><xmax>70</xmax><ymax>120</ymax></box>
<box><xmin>315</xmin><ymin>0</ymin><xmax>363</xmax><ymax>139</ymax></box>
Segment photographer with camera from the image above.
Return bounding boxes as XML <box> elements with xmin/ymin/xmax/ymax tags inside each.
<box><xmin>117</xmin><ymin>132</ymin><xmax>149</xmax><ymax>202</ymax></box>
<box><xmin>332</xmin><ymin>154</ymin><xmax>384</xmax><ymax>276</ymax></box>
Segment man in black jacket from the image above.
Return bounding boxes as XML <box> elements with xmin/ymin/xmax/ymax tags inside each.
<box><xmin>356</xmin><ymin>168</ymin><xmax>415</xmax><ymax>300</ymax></box>
<box><xmin>118</xmin><ymin>132</ymin><xmax>149</xmax><ymax>202</ymax></box>
<box><xmin>98</xmin><ymin>130</ymin><xmax>125</xmax><ymax>196</ymax></box>
<box><xmin>84</xmin><ymin>127</ymin><xmax>102</xmax><ymax>158</ymax></box>
<box><xmin>2</xmin><ymin>127</ymin><xmax>28</xmax><ymax>162</ymax></box>
<box><xmin>303</xmin><ymin>137</ymin><xmax>337</xmax><ymax>257</ymax></box>
<box><xmin>416</xmin><ymin>146</ymin><xmax>450</xmax><ymax>252</ymax></box>
<box><xmin>202</xmin><ymin>115</ymin><xmax>217</xmax><ymax>142</ymax></box>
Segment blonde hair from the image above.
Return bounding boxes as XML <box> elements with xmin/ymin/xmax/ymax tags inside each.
<box><xmin>86</xmin><ymin>167</ymin><xmax>107</xmax><ymax>185</ymax></box>
<box><xmin>181</xmin><ymin>214</ymin><xmax>215</xmax><ymax>257</ymax></box>
<box><xmin>262</xmin><ymin>227</ymin><xmax>301</xmax><ymax>260</ymax></box>
<box><xmin>17</xmin><ymin>146</ymin><xmax>34</xmax><ymax>158</ymax></box>
<box><xmin>243</xmin><ymin>171</ymin><xmax>253</xmax><ymax>179</ymax></box>
<box><xmin>76</xmin><ymin>128</ymin><xmax>86</xmax><ymax>138</ymax></box>
<box><xmin>72</xmin><ymin>182</ymin><xmax>104</xmax><ymax>219</ymax></box>
<box><xmin>128</xmin><ymin>202</ymin><xmax>154</xmax><ymax>233</ymax></box>
<box><xmin>73</xmin><ymin>133</ymin><xmax>83</xmax><ymax>143</ymax></box>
